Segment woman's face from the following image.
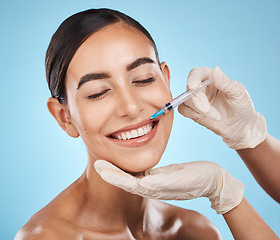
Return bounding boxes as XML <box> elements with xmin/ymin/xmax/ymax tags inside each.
<box><xmin>65</xmin><ymin>23</ymin><xmax>173</xmax><ymax>172</ymax></box>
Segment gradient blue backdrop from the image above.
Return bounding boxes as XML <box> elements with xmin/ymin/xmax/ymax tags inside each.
<box><xmin>1</xmin><ymin>1</ymin><xmax>279</xmax><ymax>239</ymax></box>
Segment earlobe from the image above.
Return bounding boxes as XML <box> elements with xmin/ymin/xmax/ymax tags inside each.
<box><xmin>160</xmin><ymin>62</ymin><xmax>170</xmax><ymax>87</ymax></box>
<box><xmin>46</xmin><ymin>97</ymin><xmax>80</xmax><ymax>138</ymax></box>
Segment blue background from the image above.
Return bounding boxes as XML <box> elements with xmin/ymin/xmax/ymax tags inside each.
<box><xmin>1</xmin><ymin>0</ymin><xmax>279</xmax><ymax>239</ymax></box>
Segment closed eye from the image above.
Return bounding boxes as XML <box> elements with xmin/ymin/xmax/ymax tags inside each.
<box><xmin>132</xmin><ymin>77</ymin><xmax>155</xmax><ymax>86</ymax></box>
<box><xmin>87</xmin><ymin>89</ymin><xmax>110</xmax><ymax>100</ymax></box>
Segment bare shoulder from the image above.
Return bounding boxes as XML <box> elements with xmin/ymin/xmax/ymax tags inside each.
<box><xmin>157</xmin><ymin>200</ymin><xmax>222</xmax><ymax>240</ymax></box>
<box><xmin>176</xmin><ymin>208</ymin><xmax>222</xmax><ymax>239</ymax></box>
<box><xmin>14</xmin><ymin>212</ymin><xmax>81</xmax><ymax>240</ymax></box>
<box><xmin>14</xmin><ymin>176</ymin><xmax>86</xmax><ymax>240</ymax></box>
<box><xmin>14</xmin><ymin>214</ymin><xmax>75</xmax><ymax>240</ymax></box>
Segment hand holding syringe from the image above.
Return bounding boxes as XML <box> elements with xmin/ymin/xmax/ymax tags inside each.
<box><xmin>150</xmin><ymin>79</ymin><xmax>211</xmax><ymax>119</ymax></box>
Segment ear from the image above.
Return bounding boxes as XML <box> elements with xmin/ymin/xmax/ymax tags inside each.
<box><xmin>47</xmin><ymin>97</ymin><xmax>80</xmax><ymax>138</ymax></box>
<box><xmin>160</xmin><ymin>62</ymin><xmax>170</xmax><ymax>87</ymax></box>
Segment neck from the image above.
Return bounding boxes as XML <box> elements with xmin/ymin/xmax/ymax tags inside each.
<box><xmin>79</xmin><ymin>156</ymin><xmax>148</xmax><ymax>233</ymax></box>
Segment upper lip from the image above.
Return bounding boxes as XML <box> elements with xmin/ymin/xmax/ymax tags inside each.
<box><xmin>107</xmin><ymin>118</ymin><xmax>158</xmax><ymax>137</ymax></box>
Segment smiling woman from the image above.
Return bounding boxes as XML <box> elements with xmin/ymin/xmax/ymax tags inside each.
<box><xmin>14</xmin><ymin>8</ymin><xmax>221</xmax><ymax>240</ymax></box>
<box><xmin>13</xmin><ymin>7</ymin><xmax>280</xmax><ymax>240</ymax></box>
<box><xmin>61</xmin><ymin>22</ymin><xmax>174</xmax><ymax>173</ymax></box>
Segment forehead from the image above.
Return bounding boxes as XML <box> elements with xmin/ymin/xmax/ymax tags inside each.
<box><xmin>67</xmin><ymin>23</ymin><xmax>156</xmax><ymax>77</ymax></box>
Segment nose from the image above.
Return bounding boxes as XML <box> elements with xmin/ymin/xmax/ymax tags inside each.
<box><xmin>116</xmin><ymin>89</ymin><xmax>144</xmax><ymax>118</ymax></box>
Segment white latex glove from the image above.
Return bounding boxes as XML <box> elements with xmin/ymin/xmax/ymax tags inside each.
<box><xmin>94</xmin><ymin>160</ymin><xmax>244</xmax><ymax>214</ymax></box>
<box><xmin>178</xmin><ymin>66</ymin><xmax>267</xmax><ymax>150</ymax></box>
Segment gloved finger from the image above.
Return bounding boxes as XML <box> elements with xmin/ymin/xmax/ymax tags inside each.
<box><xmin>191</xmin><ymin>91</ymin><xmax>211</xmax><ymax>114</ymax></box>
<box><xmin>182</xmin><ymin>91</ymin><xmax>210</xmax><ymax>115</ymax></box>
<box><xmin>94</xmin><ymin>160</ymin><xmax>139</xmax><ymax>193</ymax></box>
<box><xmin>203</xmin><ymin>106</ymin><xmax>221</xmax><ymax>121</ymax></box>
<box><xmin>137</xmin><ymin>184</ymin><xmax>194</xmax><ymax>200</ymax></box>
<box><xmin>187</xmin><ymin>67</ymin><xmax>211</xmax><ymax>90</ymax></box>
<box><xmin>140</xmin><ymin>170</ymin><xmax>201</xmax><ymax>200</ymax></box>
<box><xmin>145</xmin><ymin>162</ymin><xmax>190</xmax><ymax>176</ymax></box>
<box><xmin>143</xmin><ymin>162</ymin><xmax>208</xmax><ymax>189</ymax></box>
<box><xmin>140</xmin><ymin>161</ymin><xmax>224</xmax><ymax>201</ymax></box>
<box><xmin>138</xmin><ymin>174</ymin><xmax>196</xmax><ymax>200</ymax></box>
<box><xmin>94</xmin><ymin>159</ymin><xmax>121</xmax><ymax>172</ymax></box>
<box><xmin>178</xmin><ymin>101</ymin><xmax>221</xmax><ymax>121</ymax></box>
<box><xmin>212</xmin><ymin>66</ymin><xmax>246</xmax><ymax>101</ymax></box>
<box><xmin>141</xmin><ymin>172</ymin><xmax>187</xmax><ymax>190</ymax></box>
<box><xmin>178</xmin><ymin>104</ymin><xmax>201</xmax><ymax>120</ymax></box>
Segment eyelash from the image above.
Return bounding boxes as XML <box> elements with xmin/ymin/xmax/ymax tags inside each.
<box><xmin>87</xmin><ymin>89</ymin><xmax>110</xmax><ymax>100</ymax></box>
<box><xmin>87</xmin><ymin>77</ymin><xmax>155</xmax><ymax>100</ymax></box>
<box><xmin>132</xmin><ymin>77</ymin><xmax>155</xmax><ymax>85</ymax></box>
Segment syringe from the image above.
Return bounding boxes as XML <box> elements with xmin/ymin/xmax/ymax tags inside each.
<box><xmin>150</xmin><ymin>79</ymin><xmax>211</xmax><ymax>119</ymax></box>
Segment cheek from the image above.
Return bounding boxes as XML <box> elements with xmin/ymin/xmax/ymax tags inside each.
<box><xmin>70</xmin><ymin>101</ymin><xmax>112</xmax><ymax>140</ymax></box>
<box><xmin>146</xmin><ymin>83</ymin><xmax>173</xmax><ymax>108</ymax></box>
<box><xmin>66</xmin><ymin>81</ymin><xmax>111</xmax><ymax>136</ymax></box>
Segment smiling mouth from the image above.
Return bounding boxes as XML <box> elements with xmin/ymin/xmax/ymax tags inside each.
<box><xmin>108</xmin><ymin>120</ymin><xmax>159</xmax><ymax>141</ymax></box>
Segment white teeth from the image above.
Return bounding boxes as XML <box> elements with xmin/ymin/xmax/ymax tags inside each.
<box><xmin>113</xmin><ymin>123</ymin><xmax>154</xmax><ymax>140</ymax></box>
<box><xmin>138</xmin><ymin>127</ymin><xmax>144</xmax><ymax>136</ymax></box>
<box><xmin>126</xmin><ymin>132</ymin><xmax>132</xmax><ymax>140</ymax></box>
<box><xmin>121</xmin><ymin>132</ymin><xmax>127</xmax><ymax>140</ymax></box>
<box><xmin>143</xmin><ymin>126</ymin><xmax>147</xmax><ymax>135</ymax></box>
<box><xmin>131</xmin><ymin>130</ymin><xmax>138</xmax><ymax>138</ymax></box>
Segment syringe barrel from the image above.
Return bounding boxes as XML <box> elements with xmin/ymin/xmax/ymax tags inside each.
<box><xmin>162</xmin><ymin>102</ymin><xmax>173</xmax><ymax>113</ymax></box>
<box><xmin>168</xmin><ymin>79</ymin><xmax>211</xmax><ymax>110</ymax></box>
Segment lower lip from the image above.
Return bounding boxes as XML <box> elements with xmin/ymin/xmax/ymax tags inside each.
<box><xmin>107</xmin><ymin>121</ymin><xmax>159</xmax><ymax>148</ymax></box>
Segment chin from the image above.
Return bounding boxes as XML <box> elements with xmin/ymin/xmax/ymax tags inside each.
<box><xmin>118</xmin><ymin>154</ymin><xmax>161</xmax><ymax>173</ymax></box>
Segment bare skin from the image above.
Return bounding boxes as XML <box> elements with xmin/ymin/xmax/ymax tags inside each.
<box><xmin>15</xmin><ymin>23</ymin><xmax>221</xmax><ymax>240</ymax></box>
<box><xmin>223</xmin><ymin>197</ymin><xmax>279</xmax><ymax>240</ymax></box>
<box><xmin>15</xmin><ymin>166</ymin><xmax>221</xmax><ymax>240</ymax></box>
<box><xmin>237</xmin><ymin>134</ymin><xmax>280</xmax><ymax>203</ymax></box>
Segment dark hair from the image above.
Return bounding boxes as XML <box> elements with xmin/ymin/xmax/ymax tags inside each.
<box><xmin>45</xmin><ymin>8</ymin><xmax>160</xmax><ymax>104</ymax></box>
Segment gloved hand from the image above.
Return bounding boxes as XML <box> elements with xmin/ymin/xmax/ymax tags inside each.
<box><xmin>178</xmin><ymin>66</ymin><xmax>267</xmax><ymax>150</ymax></box>
<box><xmin>94</xmin><ymin>159</ymin><xmax>244</xmax><ymax>214</ymax></box>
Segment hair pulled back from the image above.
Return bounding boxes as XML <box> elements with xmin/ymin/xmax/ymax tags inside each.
<box><xmin>45</xmin><ymin>8</ymin><xmax>159</xmax><ymax>104</ymax></box>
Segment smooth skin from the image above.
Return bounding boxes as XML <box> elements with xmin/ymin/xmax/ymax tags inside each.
<box><xmin>14</xmin><ymin>23</ymin><xmax>221</xmax><ymax>240</ymax></box>
<box><xmin>223</xmin><ymin>197</ymin><xmax>279</xmax><ymax>240</ymax></box>
<box><xmin>237</xmin><ymin>134</ymin><xmax>280</xmax><ymax>203</ymax></box>
<box><xmin>15</xmin><ymin>172</ymin><xmax>220</xmax><ymax>240</ymax></box>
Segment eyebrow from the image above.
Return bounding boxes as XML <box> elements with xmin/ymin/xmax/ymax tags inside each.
<box><xmin>77</xmin><ymin>72</ymin><xmax>110</xmax><ymax>89</ymax></box>
<box><xmin>126</xmin><ymin>57</ymin><xmax>156</xmax><ymax>71</ymax></box>
<box><xmin>77</xmin><ymin>57</ymin><xmax>156</xmax><ymax>90</ymax></box>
